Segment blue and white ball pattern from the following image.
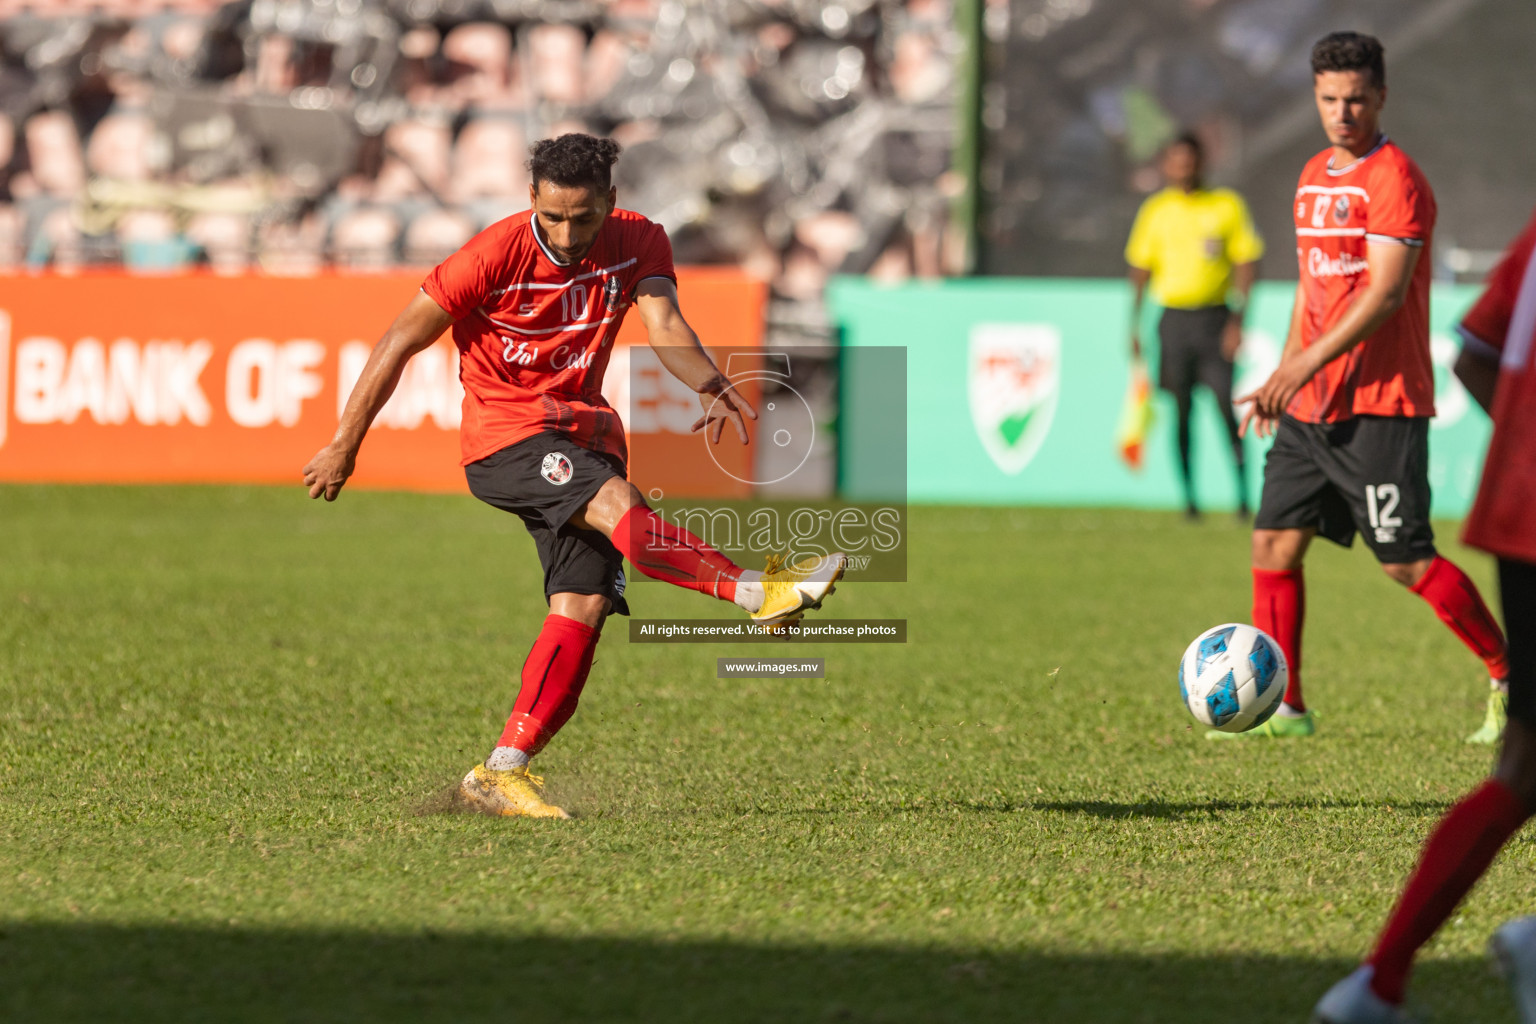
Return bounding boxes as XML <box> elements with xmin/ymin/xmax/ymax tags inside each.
<box><xmin>1178</xmin><ymin>623</ymin><xmax>1288</xmax><ymax>733</ymax></box>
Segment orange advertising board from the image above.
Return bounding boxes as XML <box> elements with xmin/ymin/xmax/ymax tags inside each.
<box><xmin>0</xmin><ymin>269</ymin><xmax>763</xmax><ymax>496</ymax></box>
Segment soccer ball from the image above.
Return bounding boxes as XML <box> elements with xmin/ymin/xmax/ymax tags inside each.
<box><xmin>1178</xmin><ymin>623</ymin><xmax>1288</xmax><ymax>733</ymax></box>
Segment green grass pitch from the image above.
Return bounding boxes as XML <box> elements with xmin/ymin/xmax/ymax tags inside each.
<box><xmin>1</xmin><ymin>484</ymin><xmax>1529</xmax><ymax>1022</ymax></box>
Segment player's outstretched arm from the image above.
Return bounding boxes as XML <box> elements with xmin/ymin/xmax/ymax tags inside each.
<box><xmin>633</xmin><ymin>277</ymin><xmax>758</xmax><ymax>445</ymax></box>
<box><xmin>1237</xmin><ymin>243</ymin><xmax>1417</xmax><ymax>436</ymax></box>
<box><xmin>302</xmin><ymin>291</ymin><xmax>455</xmax><ymax>501</ymax></box>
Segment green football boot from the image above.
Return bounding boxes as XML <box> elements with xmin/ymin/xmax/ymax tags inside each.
<box><xmin>1206</xmin><ymin>708</ymin><xmax>1316</xmax><ymax>740</ymax></box>
<box><xmin>1466</xmin><ymin>689</ymin><xmax>1508</xmax><ymax>746</ymax></box>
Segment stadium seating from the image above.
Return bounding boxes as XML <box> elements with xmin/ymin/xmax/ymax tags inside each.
<box><xmin>0</xmin><ymin>0</ymin><xmax>963</xmax><ymax>300</ymax></box>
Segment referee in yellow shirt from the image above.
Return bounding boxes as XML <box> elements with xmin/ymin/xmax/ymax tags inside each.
<box><xmin>1126</xmin><ymin>132</ymin><xmax>1263</xmax><ymax>520</ymax></box>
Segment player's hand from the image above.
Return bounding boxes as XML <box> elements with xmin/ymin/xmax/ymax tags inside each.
<box><xmin>302</xmin><ymin>444</ymin><xmax>356</xmax><ymax>501</ymax></box>
<box><xmin>1235</xmin><ymin>352</ymin><xmax>1317</xmax><ymax>433</ymax></box>
<box><xmin>1236</xmin><ymin>403</ymin><xmax>1277</xmax><ymax>439</ymax></box>
<box><xmin>1234</xmin><ymin>383</ymin><xmax>1283</xmax><ymax>438</ymax></box>
<box><xmin>690</xmin><ymin>386</ymin><xmax>758</xmax><ymax>445</ymax></box>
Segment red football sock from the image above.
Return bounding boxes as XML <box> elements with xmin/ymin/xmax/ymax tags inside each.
<box><xmin>1410</xmin><ymin>556</ymin><xmax>1510</xmax><ymax>680</ymax></box>
<box><xmin>611</xmin><ymin>505</ymin><xmax>742</xmax><ymax>602</ymax></box>
<box><xmin>498</xmin><ymin>614</ymin><xmax>600</xmax><ymax>758</ymax></box>
<box><xmin>537</xmin><ymin>632</ymin><xmax>599</xmax><ymax>742</ymax></box>
<box><xmin>1367</xmin><ymin>779</ymin><xmax>1530</xmax><ymax>1003</ymax></box>
<box><xmin>1253</xmin><ymin>567</ymin><xmax>1305</xmax><ymax>711</ymax></box>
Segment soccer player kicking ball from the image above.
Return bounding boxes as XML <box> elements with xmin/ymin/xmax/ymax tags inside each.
<box><xmin>1311</xmin><ymin>206</ymin><xmax>1536</xmax><ymax>1022</ymax></box>
<box><xmin>1216</xmin><ymin>32</ymin><xmax>1507</xmax><ymax>743</ymax></box>
<box><xmin>302</xmin><ymin>134</ymin><xmax>845</xmax><ymax>819</ymax></box>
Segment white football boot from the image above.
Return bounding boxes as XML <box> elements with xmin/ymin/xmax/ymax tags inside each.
<box><xmin>1312</xmin><ymin>966</ymin><xmax>1415</xmax><ymax>1023</ymax></box>
<box><xmin>1490</xmin><ymin>916</ymin><xmax>1536</xmax><ymax>1022</ymax></box>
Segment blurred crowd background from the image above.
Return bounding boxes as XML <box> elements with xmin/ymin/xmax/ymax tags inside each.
<box><xmin>0</xmin><ymin>0</ymin><xmax>1528</xmax><ymax>302</ymax></box>
<box><xmin>0</xmin><ymin>0</ymin><xmax>973</xmax><ymax>338</ymax></box>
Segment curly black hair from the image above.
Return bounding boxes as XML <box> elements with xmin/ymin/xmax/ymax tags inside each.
<box><xmin>528</xmin><ymin>133</ymin><xmax>622</xmax><ymax>192</ymax></box>
<box><xmin>1311</xmin><ymin>31</ymin><xmax>1385</xmax><ymax>89</ymax></box>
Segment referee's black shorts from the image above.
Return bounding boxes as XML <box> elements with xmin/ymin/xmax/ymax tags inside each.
<box><xmin>464</xmin><ymin>431</ymin><xmax>631</xmax><ymax>616</ymax></box>
<box><xmin>1158</xmin><ymin>305</ymin><xmax>1234</xmax><ymax>405</ymax></box>
<box><xmin>1254</xmin><ymin>414</ymin><xmax>1437</xmax><ymax>565</ymax></box>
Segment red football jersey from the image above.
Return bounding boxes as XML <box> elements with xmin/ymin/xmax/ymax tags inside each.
<box><xmin>422</xmin><ymin>208</ymin><xmax>676</xmax><ymax>466</ymax></box>
<box><xmin>1460</xmin><ymin>204</ymin><xmax>1536</xmax><ymax>563</ymax></box>
<box><xmin>1288</xmin><ymin>137</ymin><xmax>1436</xmax><ymax>423</ymax></box>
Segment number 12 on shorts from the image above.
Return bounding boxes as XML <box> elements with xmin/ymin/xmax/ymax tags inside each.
<box><xmin>1366</xmin><ymin>484</ymin><xmax>1402</xmax><ymax>544</ymax></box>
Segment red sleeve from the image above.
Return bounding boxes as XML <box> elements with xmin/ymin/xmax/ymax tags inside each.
<box><xmin>1365</xmin><ymin>159</ymin><xmax>1433</xmax><ymax>246</ymax></box>
<box><xmin>633</xmin><ymin>221</ymin><xmax>676</xmax><ymax>285</ymax></box>
<box><xmin>421</xmin><ymin>244</ymin><xmax>492</xmax><ymax>320</ymax></box>
<box><xmin>1459</xmin><ymin>209</ymin><xmax>1536</xmax><ymax>357</ymax></box>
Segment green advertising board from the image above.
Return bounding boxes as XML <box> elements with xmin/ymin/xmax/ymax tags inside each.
<box><xmin>829</xmin><ymin>278</ymin><xmax>1490</xmax><ymax>515</ymax></box>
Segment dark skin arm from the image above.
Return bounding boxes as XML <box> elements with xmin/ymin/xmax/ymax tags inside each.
<box><xmin>1127</xmin><ymin>266</ymin><xmax>1150</xmax><ymax>359</ymax></box>
<box><xmin>1238</xmin><ymin>241</ymin><xmax>1419</xmax><ymax>437</ymax></box>
<box><xmin>1222</xmin><ymin>261</ymin><xmax>1258</xmax><ymax>360</ymax></box>
<box><xmin>633</xmin><ymin>277</ymin><xmax>758</xmax><ymax>444</ymax></box>
<box><xmin>302</xmin><ymin>291</ymin><xmax>455</xmax><ymax>500</ymax></box>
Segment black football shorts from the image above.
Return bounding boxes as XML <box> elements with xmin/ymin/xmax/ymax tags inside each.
<box><xmin>1158</xmin><ymin>305</ymin><xmax>1234</xmax><ymax>405</ymax></box>
<box><xmin>1254</xmin><ymin>414</ymin><xmax>1436</xmax><ymax>564</ymax></box>
<box><xmin>464</xmin><ymin>431</ymin><xmax>631</xmax><ymax>615</ymax></box>
<box><xmin>1501</xmin><ymin>559</ymin><xmax>1536</xmax><ymax>728</ymax></box>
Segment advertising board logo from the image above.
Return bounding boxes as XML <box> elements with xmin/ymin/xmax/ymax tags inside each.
<box><xmin>968</xmin><ymin>323</ymin><xmax>1060</xmax><ymax>476</ymax></box>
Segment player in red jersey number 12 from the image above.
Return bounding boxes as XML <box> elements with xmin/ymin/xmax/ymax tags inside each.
<box><xmin>1221</xmin><ymin>33</ymin><xmax>1508</xmax><ymax>745</ymax></box>
<box><xmin>302</xmin><ymin>135</ymin><xmax>845</xmax><ymax>819</ymax></box>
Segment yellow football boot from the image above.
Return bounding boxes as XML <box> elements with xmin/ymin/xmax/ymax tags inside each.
<box><xmin>751</xmin><ymin>551</ymin><xmax>847</xmax><ymax>631</ymax></box>
<box><xmin>1467</xmin><ymin>688</ymin><xmax>1508</xmax><ymax>745</ymax></box>
<box><xmin>459</xmin><ymin>763</ymin><xmax>571</xmax><ymax>819</ymax></box>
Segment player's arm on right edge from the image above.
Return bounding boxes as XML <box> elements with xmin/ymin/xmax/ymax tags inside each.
<box><xmin>1455</xmin><ymin>345</ymin><xmax>1500</xmax><ymax>413</ymax></box>
<box><xmin>1453</xmin><ymin>216</ymin><xmax>1536</xmax><ymax>413</ymax></box>
<box><xmin>302</xmin><ymin>291</ymin><xmax>456</xmax><ymax>501</ymax></box>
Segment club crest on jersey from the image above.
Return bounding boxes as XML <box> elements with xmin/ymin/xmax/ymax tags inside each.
<box><xmin>1332</xmin><ymin>195</ymin><xmax>1351</xmax><ymax>225</ymax></box>
<box><xmin>968</xmin><ymin>323</ymin><xmax>1060</xmax><ymax>476</ymax></box>
<box><xmin>541</xmin><ymin>452</ymin><xmax>574</xmax><ymax>486</ymax></box>
<box><xmin>603</xmin><ymin>275</ymin><xmax>623</xmax><ymax>312</ymax></box>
